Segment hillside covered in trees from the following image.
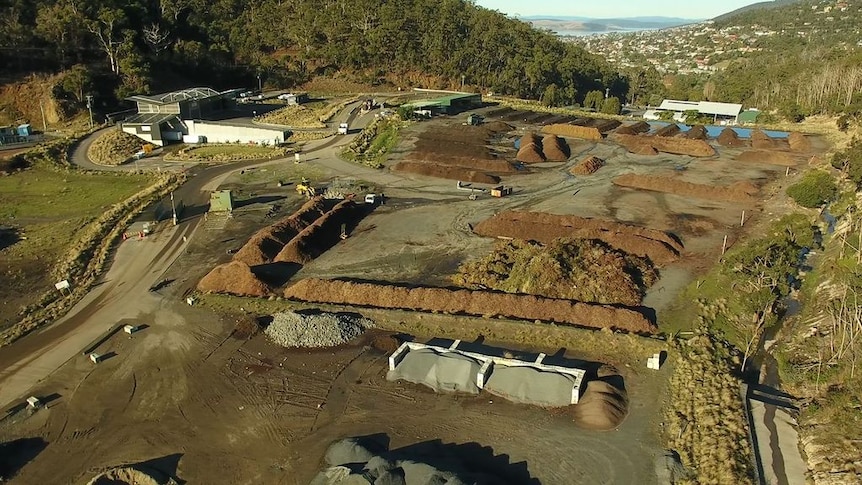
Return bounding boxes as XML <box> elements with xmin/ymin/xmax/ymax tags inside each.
<box><xmin>0</xmin><ymin>0</ymin><xmax>627</xmax><ymax>109</ymax></box>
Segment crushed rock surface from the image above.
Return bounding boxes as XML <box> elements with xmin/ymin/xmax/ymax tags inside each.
<box><xmin>265</xmin><ymin>311</ymin><xmax>373</xmax><ymax>348</ymax></box>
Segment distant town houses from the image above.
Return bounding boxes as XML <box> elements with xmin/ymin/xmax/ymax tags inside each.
<box><xmin>568</xmin><ymin>0</ymin><xmax>862</xmax><ymax>74</ymax></box>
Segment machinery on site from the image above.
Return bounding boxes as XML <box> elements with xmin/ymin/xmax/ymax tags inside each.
<box><xmin>490</xmin><ymin>185</ymin><xmax>512</xmax><ymax>198</ymax></box>
<box><xmin>296</xmin><ymin>178</ymin><xmax>316</xmax><ymax>198</ymax></box>
<box><xmin>338</xmin><ymin>123</ymin><xmax>349</xmax><ymax>135</ymax></box>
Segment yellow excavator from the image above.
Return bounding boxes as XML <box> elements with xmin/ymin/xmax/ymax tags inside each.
<box><xmin>296</xmin><ymin>178</ymin><xmax>316</xmax><ymax>198</ymax></box>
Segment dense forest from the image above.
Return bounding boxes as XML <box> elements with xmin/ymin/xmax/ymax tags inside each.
<box><xmin>0</xmin><ymin>0</ymin><xmax>627</xmax><ymax>108</ymax></box>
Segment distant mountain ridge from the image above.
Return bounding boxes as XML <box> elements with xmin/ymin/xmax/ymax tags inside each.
<box><xmin>524</xmin><ymin>16</ymin><xmax>698</xmax><ymax>34</ymax></box>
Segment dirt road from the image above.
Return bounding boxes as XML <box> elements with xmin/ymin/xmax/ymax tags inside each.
<box><xmin>0</xmin><ymin>102</ymin><xmax>375</xmax><ymax>410</ymax></box>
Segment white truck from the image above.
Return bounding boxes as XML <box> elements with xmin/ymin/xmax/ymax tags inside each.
<box><xmin>338</xmin><ymin>123</ymin><xmax>349</xmax><ymax>135</ymax></box>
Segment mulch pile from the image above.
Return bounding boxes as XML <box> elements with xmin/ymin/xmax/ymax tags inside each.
<box><xmin>392</xmin><ymin>161</ymin><xmax>500</xmax><ymax>184</ymax></box>
<box><xmin>654</xmin><ymin>124</ymin><xmax>681</xmax><ymax>137</ymax></box>
<box><xmin>542</xmin><ymin>124</ymin><xmax>603</xmax><ymax>141</ymax></box>
<box><xmin>542</xmin><ymin>135</ymin><xmax>570</xmax><ymax>162</ymax></box>
<box><xmin>197</xmin><ymin>260</ymin><xmax>271</xmax><ymax>297</ymax></box>
<box><xmin>685</xmin><ymin>125</ymin><xmax>708</xmax><ymax>140</ymax></box>
<box><xmin>750</xmin><ymin>129</ymin><xmax>789</xmax><ymax>150</ymax></box>
<box><xmin>572</xmin><ymin>374</ymin><xmax>629</xmax><ymax>431</ymax></box>
<box><xmin>735</xmin><ymin>150</ymin><xmax>798</xmax><ymax>167</ymax></box>
<box><xmin>233</xmin><ymin>197</ymin><xmax>327</xmax><ymax>266</ymax></box>
<box><xmin>483</xmin><ymin>121</ymin><xmax>514</xmax><ymax>133</ymax></box>
<box><xmin>275</xmin><ymin>200</ymin><xmax>359</xmax><ymax>264</ymax></box>
<box><xmin>582</xmin><ymin>118</ymin><xmax>622</xmax><ymax>133</ymax></box>
<box><xmin>717</xmin><ymin>128</ymin><xmax>746</xmax><ymax>147</ymax></box>
<box><xmin>570</xmin><ymin>155</ymin><xmax>605</xmax><ymax>175</ymax></box>
<box><xmin>473</xmin><ymin>211</ymin><xmax>682</xmax><ymax>265</ymax></box>
<box><xmin>614</xmin><ymin>121</ymin><xmax>650</xmax><ymax>135</ymax></box>
<box><xmin>788</xmin><ymin>132</ymin><xmax>811</xmax><ymax>152</ymax></box>
<box><xmin>283</xmin><ymin>278</ymin><xmax>657</xmax><ymax>333</ymax></box>
<box><xmin>614</xmin><ymin>134</ymin><xmax>715</xmax><ymax>157</ymax></box>
<box><xmin>613</xmin><ymin>173</ymin><xmax>758</xmax><ymax>203</ymax></box>
<box><xmin>516</xmin><ymin>141</ymin><xmax>546</xmax><ymax>164</ymax></box>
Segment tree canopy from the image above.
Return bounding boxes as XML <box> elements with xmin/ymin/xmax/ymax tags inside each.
<box><xmin>0</xmin><ymin>0</ymin><xmax>628</xmax><ymax>106</ymax></box>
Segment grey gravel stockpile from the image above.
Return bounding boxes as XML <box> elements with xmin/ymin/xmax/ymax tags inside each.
<box><xmin>311</xmin><ymin>437</ymin><xmax>511</xmax><ymax>485</ymax></box>
<box><xmin>265</xmin><ymin>311</ymin><xmax>373</xmax><ymax>348</ymax></box>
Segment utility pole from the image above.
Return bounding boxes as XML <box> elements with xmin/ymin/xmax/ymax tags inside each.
<box><xmin>85</xmin><ymin>95</ymin><xmax>94</xmax><ymax>129</ymax></box>
<box><xmin>605</xmin><ymin>88</ymin><xmax>610</xmax><ymax>99</ymax></box>
<box><xmin>39</xmin><ymin>100</ymin><xmax>47</xmax><ymax>132</ymax></box>
<box><xmin>171</xmin><ymin>191</ymin><xmax>177</xmax><ymax>226</ymax></box>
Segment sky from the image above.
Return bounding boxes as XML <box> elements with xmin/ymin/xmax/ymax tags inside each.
<box><xmin>473</xmin><ymin>0</ymin><xmax>768</xmax><ymax>19</ymax></box>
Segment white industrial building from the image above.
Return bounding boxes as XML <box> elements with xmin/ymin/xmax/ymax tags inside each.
<box><xmin>644</xmin><ymin>99</ymin><xmax>744</xmax><ymax>125</ymax></box>
<box><xmin>120</xmin><ymin>87</ymin><xmax>290</xmax><ymax>146</ymax></box>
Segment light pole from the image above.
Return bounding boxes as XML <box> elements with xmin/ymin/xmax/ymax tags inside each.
<box><xmin>170</xmin><ymin>191</ymin><xmax>177</xmax><ymax>225</ymax></box>
<box><xmin>85</xmin><ymin>95</ymin><xmax>94</xmax><ymax>128</ymax></box>
<box><xmin>257</xmin><ymin>74</ymin><xmax>262</xmax><ymax>93</ymax></box>
<box><xmin>605</xmin><ymin>88</ymin><xmax>610</xmax><ymax>99</ymax></box>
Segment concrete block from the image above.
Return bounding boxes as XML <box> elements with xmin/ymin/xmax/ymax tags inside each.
<box><xmin>477</xmin><ymin>360</ymin><xmax>494</xmax><ymax>389</ymax></box>
<box><xmin>535</xmin><ymin>353</ymin><xmax>547</xmax><ymax>364</ymax></box>
<box><xmin>26</xmin><ymin>396</ymin><xmax>41</xmax><ymax>408</ymax></box>
<box><xmin>123</xmin><ymin>324</ymin><xmax>139</xmax><ymax>335</ymax></box>
<box><xmin>449</xmin><ymin>339</ymin><xmax>461</xmax><ymax>351</ymax></box>
<box><xmin>89</xmin><ymin>353</ymin><xmax>102</xmax><ymax>364</ymax></box>
<box><xmin>388</xmin><ymin>343</ymin><xmax>410</xmax><ymax>371</ymax></box>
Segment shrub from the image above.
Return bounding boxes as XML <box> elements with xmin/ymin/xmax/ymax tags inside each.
<box><xmin>787</xmin><ymin>171</ymin><xmax>838</xmax><ymax>208</ymax></box>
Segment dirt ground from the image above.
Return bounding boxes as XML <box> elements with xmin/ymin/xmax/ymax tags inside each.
<box><xmin>0</xmin><ymin>107</ymin><xmax>828</xmax><ymax>484</ymax></box>
<box><xmin>0</xmin><ymin>296</ymin><xmax>669</xmax><ymax>485</ymax></box>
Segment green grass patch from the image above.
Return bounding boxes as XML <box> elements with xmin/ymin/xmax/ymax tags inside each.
<box><xmin>342</xmin><ymin>118</ymin><xmax>404</xmax><ymax>168</ymax></box>
<box><xmin>169</xmin><ymin>144</ymin><xmax>287</xmax><ymax>162</ymax></box>
<box><xmin>0</xmin><ymin>168</ymin><xmax>151</xmax><ymax>222</ymax></box>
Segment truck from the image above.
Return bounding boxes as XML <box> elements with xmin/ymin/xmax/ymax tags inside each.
<box><xmin>338</xmin><ymin>123</ymin><xmax>349</xmax><ymax>135</ymax></box>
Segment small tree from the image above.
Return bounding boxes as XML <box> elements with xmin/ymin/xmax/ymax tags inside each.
<box><xmin>583</xmin><ymin>90</ymin><xmax>604</xmax><ymax>111</ymax></box>
<box><xmin>541</xmin><ymin>83</ymin><xmax>559</xmax><ymax>107</ymax></box>
<box><xmin>786</xmin><ymin>171</ymin><xmax>838</xmax><ymax>208</ymax></box>
<box><xmin>601</xmin><ymin>96</ymin><xmax>621</xmax><ymax>115</ymax></box>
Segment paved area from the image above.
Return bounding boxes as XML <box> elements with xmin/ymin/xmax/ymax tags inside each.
<box><xmin>749</xmin><ymin>386</ymin><xmax>807</xmax><ymax>485</ymax></box>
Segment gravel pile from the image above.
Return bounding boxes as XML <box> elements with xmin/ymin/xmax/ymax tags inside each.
<box><xmin>265</xmin><ymin>311</ymin><xmax>373</xmax><ymax>348</ymax></box>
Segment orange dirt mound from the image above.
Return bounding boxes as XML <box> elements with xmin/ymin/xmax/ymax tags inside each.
<box><xmin>283</xmin><ymin>279</ymin><xmax>656</xmax><ymax>334</ymax></box>
<box><xmin>275</xmin><ymin>200</ymin><xmax>359</xmax><ymax>264</ymax></box>
<box><xmin>516</xmin><ymin>142</ymin><xmax>546</xmax><ymax>163</ymax></box>
<box><xmin>614</xmin><ymin>121</ymin><xmax>650</xmax><ymax>135</ymax></box>
<box><xmin>685</xmin><ymin>125</ymin><xmax>708</xmax><ymax>140</ymax></box>
<box><xmin>520</xmin><ymin>133</ymin><xmax>542</xmax><ymax>147</ymax></box>
<box><xmin>654</xmin><ymin>124</ymin><xmax>681</xmax><ymax>137</ymax></box>
<box><xmin>735</xmin><ymin>150</ymin><xmax>798</xmax><ymax>167</ymax></box>
<box><xmin>750</xmin><ymin>129</ymin><xmax>789</xmax><ymax>150</ymax></box>
<box><xmin>615</xmin><ymin>134</ymin><xmax>715</xmax><ymax>157</ymax></box>
<box><xmin>613</xmin><ymin>174</ymin><xmax>757</xmax><ymax>203</ymax></box>
<box><xmin>717</xmin><ymin>128</ymin><xmax>746</xmax><ymax>147</ymax></box>
<box><xmin>233</xmin><ymin>197</ymin><xmax>326</xmax><ymax>266</ymax></box>
<box><xmin>542</xmin><ymin>124</ymin><xmax>603</xmax><ymax>141</ymax></box>
<box><xmin>788</xmin><ymin>132</ymin><xmax>811</xmax><ymax>152</ymax></box>
<box><xmin>542</xmin><ymin>135</ymin><xmax>570</xmax><ymax>162</ymax></box>
<box><xmin>197</xmin><ymin>261</ymin><xmax>271</xmax><ymax>297</ymax></box>
<box><xmin>473</xmin><ymin>211</ymin><xmax>682</xmax><ymax>265</ymax></box>
<box><xmin>570</xmin><ymin>156</ymin><xmax>605</xmax><ymax>175</ymax></box>
<box><xmin>393</xmin><ymin>161</ymin><xmax>500</xmax><ymax>184</ymax></box>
